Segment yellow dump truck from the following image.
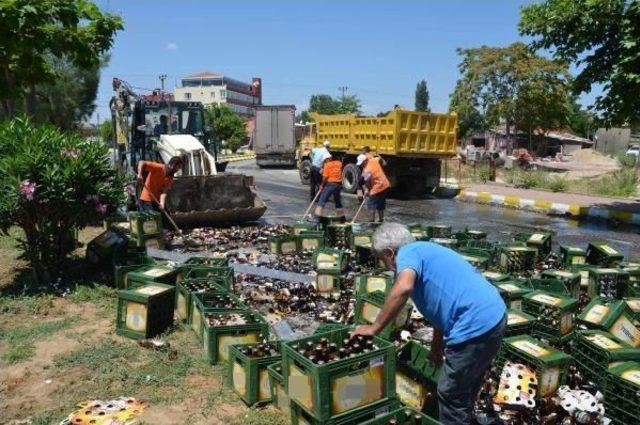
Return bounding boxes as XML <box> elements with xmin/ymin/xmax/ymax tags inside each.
<box><xmin>297</xmin><ymin>108</ymin><xmax>458</xmax><ymax>195</ymax></box>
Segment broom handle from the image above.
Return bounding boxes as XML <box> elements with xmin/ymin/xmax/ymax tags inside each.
<box><xmin>350</xmin><ymin>195</ymin><xmax>367</xmax><ymax>224</ymax></box>
<box><xmin>140</xmin><ymin>181</ymin><xmax>182</xmax><ymax>233</ymax></box>
<box><xmin>302</xmin><ymin>186</ymin><xmax>323</xmax><ymax>219</ymax></box>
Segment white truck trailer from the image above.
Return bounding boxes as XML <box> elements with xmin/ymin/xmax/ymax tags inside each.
<box><xmin>253</xmin><ymin>105</ymin><xmax>296</xmax><ymax>167</ymax></box>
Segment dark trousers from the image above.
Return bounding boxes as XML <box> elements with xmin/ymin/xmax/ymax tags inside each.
<box><xmin>310</xmin><ymin>166</ymin><xmax>322</xmax><ymax>201</ymax></box>
<box><xmin>437</xmin><ymin>316</ymin><xmax>506</xmax><ymax>425</ymax></box>
<box><xmin>137</xmin><ymin>199</ymin><xmax>158</xmax><ymax>212</ymax></box>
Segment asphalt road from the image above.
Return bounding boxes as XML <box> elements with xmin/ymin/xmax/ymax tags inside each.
<box><xmin>229</xmin><ymin>161</ymin><xmax>640</xmax><ymax>259</ymax></box>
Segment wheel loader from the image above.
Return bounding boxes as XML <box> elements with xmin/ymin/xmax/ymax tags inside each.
<box><xmin>109</xmin><ymin>78</ymin><xmax>266</xmax><ymax>227</ymax></box>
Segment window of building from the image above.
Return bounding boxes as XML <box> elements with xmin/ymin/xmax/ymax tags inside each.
<box><xmin>184</xmin><ymin>92</ymin><xmax>191</xmax><ymax>100</ymax></box>
<box><xmin>220</xmin><ymin>90</ymin><xmax>226</xmax><ymax>99</ymax></box>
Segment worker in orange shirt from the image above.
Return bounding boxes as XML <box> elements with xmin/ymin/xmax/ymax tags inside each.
<box><xmin>136</xmin><ymin>156</ymin><xmax>184</xmax><ymax>212</ymax></box>
<box><xmin>356</xmin><ymin>153</ymin><xmax>390</xmax><ymax>222</ymax></box>
<box><xmin>314</xmin><ymin>152</ymin><xmax>346</xmax><ymax>222</ymax></box>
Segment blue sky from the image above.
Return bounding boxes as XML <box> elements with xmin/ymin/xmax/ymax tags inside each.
<box><xmin>93</xmin><ymin>0</ymin><xmax>578</xmax><ymax>122</ymax></box>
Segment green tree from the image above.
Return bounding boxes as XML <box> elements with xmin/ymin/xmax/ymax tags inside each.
<box><xmin>309</xmin><ymin>94</ymin><xmax>339</xmax><ymax>114</ymax></box>
<box><xmin>449</xmin><ymin>81</ymin><xmax>487</xmax><ymax>139</ymax></box>
<box><xmin>204</xmin><ymin>104</ymin><xmax>247</xmax><ymax>153</ymax></box>
<box><xmin>415</xmin><ymin>79</ymin><xmax>430</xmax><ymax>112</ymax></box>
<box><xmin>520</xmin><ymin>0</ymin><xmax>640</xmax><ymax>125</ymax></box>
<box><xmin>98</xmin><ymin>119</ymin><xmax>114</xmax><ymax>144</ymax></box>
<box><xmin>336</xmin><ymin>94</ymin><xmax>362</xmax><ymax>114</ymax></box>
<box><xmin>565</xmin><ymin>95</ymin><xmax>596</xmax><ymax>138</ymax></box>
<box><xmin>296</xmin><ymin>110</ymin><xmax>313</xmax><ymax>123</ymax></box>
<box><xmin>0</xmin><ymin>0</ymin><xmax>123</xmax><ymax>118</ymax></box>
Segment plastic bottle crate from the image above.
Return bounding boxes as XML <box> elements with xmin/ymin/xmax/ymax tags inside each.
<box><xmin>103</xmin><ymin>213</ymin><xmax>128</xmax><ymax>230</ymax></box>
<box><xmin>113</xmin><ymin>257</ymin><xmax>158</xmax><ymax>289</ymax></box>
<box><xmin>559</xmin><ymin>245</ymin><xmax>587</xmax><ymax>268</ymax></box>
<box><xmin>350</xmin><ymin>231</ymin><xmax>373</xmax><ymax>249</ymax></box>
<box><xmin>429</xmin><ymin>238</ymin><xmax>458</xmax><ymax>249</ymax></box>
<box><xmin>290</xmin><ymin>398</ymin><xmax>399</xmax><ymax>425</ymax></box>
<box><xmin>139</xmin><ymin>236</ymin><xmax>165</xmax><ymax>250</ymax></box>
<box><xmin>498</xmin><ymin>246</ymin><xmax>537</xmax><ymax>273</ymax></box>
<box><xmin>122</xmin><ymin>264</ymin><xmax>179</xmax><ymax>289</ymax></box>
<box><xmin>191</xmin><ymin>290</ymin><xmax>248</xmax><ymax>340</ymax></box>
<box><xmin>269</xmin><ymin>234</ymin><xmax>299</xmax><ymax>255</ymax></box>
<box><xmin>354</xmin><ymin>291</ymin><xmax>412</xmax><ymax>339</ymax></box>
<box><xmin>587</xmin><ymin>268</ymin><xmax>629</xmax><ymax>299</ymax></box>
<box><xmin>86</xmin><ymin>229</ymin><xmax>128</xmax><ymax>265</ymax></box>
<box><xmin>360</xmin><ymin>406</ymin><xmax>442</xmax><ymax>425</ymax></box>
<box><xmin>202</xmin><ymin>311</ymin><xmax>269</xmax><ymax>365</ymax></box>
<box><xmin>179</xmin><ymin>265</ymin><xmax>234</xmax><ymax>290</ymax></box>
<box><xmin>282</xmin><ymin>328</ymin><xmax>396</xmax><ymax>422</ymax></box>
<box><xmin>623</xmin><ymin>265</ymin><xmax>640</xmax><ymax>296</ymax></box>
<box><xmin>175</xmin><ymin>279</ymin><xmax>227</xmax><ymax>323</ymax></box>
<box><xmin>521</xmin><ymin>290</ymin><xmax>577</xmax><ymax>340</ymax></box>
<box><xmin>515</xmin><ymin>232</ymin><xmax>552</xmax><ymax>256</ymax></box>
<box><xmin>495</xmin><ymin>335</ymin><xmax>572</xmax><ymax>398</ymax></box>
<box><xmin>228</xmin><ymin>342</ymin><xmax>282</xmax><ymax>406</ymax></box>
<box><xmin>183</xmin><ymin>256</ymin><xmax>229</xmax><ymax>267</ymax></box>
<box><xmin>540</xmin><ymin>270</ymin><xmax>582</xmax><ymax>299</ymax></box>
<box><xmin>127</xmin><ymin>211</ymin><xmax>163</xmax><ymax>246</ymax></box>
<box><xmin>408</xmin><ymin>224</ymin><xmax>428</xmax><ymax>240</ymax></box>
<box><xmin>494</xmin><ymin>280</ymin><xmax>533</xmax><ymax>310</ymax></box>
<box><xmin>325</xmin><ymin>223</ymin><xmax>352</xmax><ymax>248</ymax></box>
<box><xmin>528</xmin><ymin>277</ymin><xmax>573</xmax><ymax>297</ymax></box>
<box><xmin>313</xmin><ymin>323</ymin><xmax>351</xmax><ymax>335</ymax></box>
<box><xmin>577</xmin><ymin>297</ymin><xmax>640</xmax><ymax>348</ymax></box>
<box><xmin>354</xmin><ymin>244</ymin><xmax>377</xmax><ymax>269</ymax></box>
<box><xmin>313</xmin><ymin>247</ymin><xmax>349</xmax><ymax>275</ymax></box>
<box><xmin>482</xmin><ymin>271</ymin><xmax>510</xmax><ymax>283</ymax></box>
<box><xmin>624</xmin><ymin>297</ymin><xmax>640</xmax><ymax>321</ymax></box>
<box><xmin>574</xmin><ymin>265</ymin><xmax>593</xmax><ymax>289</ymax></box>
<box><xmin>426</xmin><ymin>224</ymin><xmax>451</xmax><ymax>238</ymax></box>
<box><xmin>298</xmin><ymin>230</ymin><xmax>325</xmax><ymax>253</ymax></box>
<box><xmin>291</xmin><ymin>221</ymin><xmax>319</xmax><ymax>235</ymax></box>
<box><xmin>572</xmin><ymin>330</ymin><xmax>640</xmax><ymax>386</ymax></box>
<box><xmin>267</xmin><ymin>362</ymin><xmax>290</xmax><ymax>412</ymax></box>
<box><xmin>604</xmin><ymin>361</ymin><xmax>640</xmax><ymax>425</ymax></box>
<box><xmin>586</xmin><ymin>242</ymin><xmax>624</xmax><ymax>267</ymax></box>
<box><xmin>505</xmin><ymin>309</ymin><xmax>537</xmax><ymax>337</ymax></box>
<box><xmin>453</xmin><ymin>229</ymin><xmax>487</xmax><ymax>242</ymax></box>
<box><xmin>459</xmin><ymin>252</ymin><xmax>489</xmax><ymax>270</ymax></box>
<box><xmin>313</xmin><ymin>273</ymin><xmax>341</xmax><ymax>298</ymax></box>
<box><xmin>355</xmin><ymin>272</ymin><xmax>395</xmax><ymax>296</ymax></box>
<box><xmin>395</xmin><ymin>341</ymin><xmax>439</xmax><ymax>411</ymax></box>
<box><xmin>111</xmin><ymin>245</ymin><xmax>150</xmax><ymax>267</ymax></box>
<box><xmin>116</xmin><ymin>283</ymin><xmax>175</xmax><ymax>340</ymax></box>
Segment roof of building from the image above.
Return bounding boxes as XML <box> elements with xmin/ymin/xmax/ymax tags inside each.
<box><xmin>183</xmin><ymin>71</ymin><xmax>222</xmax><ymax>80</ymax></box>
<box><xmin>487</xmin><ymin>125</ymin><xmax>593</xmax><ymax>145</ymax></box>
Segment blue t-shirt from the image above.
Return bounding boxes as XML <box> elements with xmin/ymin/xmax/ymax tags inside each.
<box><xmin>311</xmin><ymin>147</ymin><xmax>329</xmax><ymax>169</ymax></box>
<box><xmin>396</xmin><ymin>242</ymin><xmax>506</xmax><ymax>346</ymax></box>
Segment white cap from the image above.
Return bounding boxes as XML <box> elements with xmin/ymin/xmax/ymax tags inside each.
<box><xmin>321</xmin><ymin>152</ymin><xmax>332</xmax><ymax>162</ymax></box>
<box><xmin>323</xmin><ymin>140</ymin><xmax>330</xmax><ymax>147</ymax></box>
<box><xmin>356</xmin><ymin>154</ymin><xmax>367</xmax><ymax>166</ymax></box>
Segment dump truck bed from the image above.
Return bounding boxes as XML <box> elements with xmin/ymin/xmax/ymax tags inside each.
<box><xmin>312</xmin><ymin>109</ymin><xmax>458</xmax><ymax>157</ymax></box>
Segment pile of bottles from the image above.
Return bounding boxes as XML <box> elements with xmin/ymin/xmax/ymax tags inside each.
<box><xmin>291</xmin><ymin>335</ymin><xmax>378</xmax><ymax>365</ymax></box>
<box><xmin>200</xmin><ymin>294</ymin><xmax>242</xmax><ymax>309</ymax></box>
<box><xmin>240</xmin><ymin>342</ymin><xmax>279</xmax><ymax>358</ymax></box>
<box><xmin>204</xmin><ymin>313</ymin><xmax>248</xmax><ymax>327</ymax></box>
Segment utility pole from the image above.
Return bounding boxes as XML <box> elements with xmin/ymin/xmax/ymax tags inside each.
<box><xmin>338</xmin><ymin>86</ymin><xmax>348</xmax><ymax>99</ymax></box>
<box><xmin>159</xmin><ymin>74</ymin><xmax>167</xmax><ymax>92</ymax></box>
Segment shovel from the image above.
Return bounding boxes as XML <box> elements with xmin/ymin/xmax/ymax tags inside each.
<box><xmin>302</xmin><ymin>187</ymin><xmax>323</xmax><ymax>221</ymax></box>
<box><xmin>350</xmin><ymin>195</ymin><xmax>368</xmax><ymax>224</ymax></box>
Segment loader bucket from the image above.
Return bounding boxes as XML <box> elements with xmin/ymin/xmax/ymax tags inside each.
<box><xmin>165</xmin><ymin>174</ymin><xmax>267</xmax><ymax>227</ymax></box>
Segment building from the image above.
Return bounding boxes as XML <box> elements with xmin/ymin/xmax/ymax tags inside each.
<box><xmin>174</xmin><ymin>72</ymin><xmax>262</xmax><ymax>116</ymax></box>
<box><xmin>594</xmin><ymin>127</ymin><xmax>640</xmax><ymax>156</ymax></box>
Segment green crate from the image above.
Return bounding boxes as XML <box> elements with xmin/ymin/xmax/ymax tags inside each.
<box><xmin>522</xmin><ymin>290</ymin><xmax>577</xmax><ymax>339</ymax></box>
<box><xmin>498</xmin><ymin>246</ymin><xmax>537</xmax><ymax>273</ymax></box>
<box><xmin>482</xmin><ymin>271</ymin><xmax>510</xmax><ymax>283</ymax></box>
<box><xmin>408</xmin><ymin>224</ymin><xmax>428</xmax><ymax>240</ymax></box>
<box><xmin>360</xmin><ymin>406</ymin><xmax>442</xmax><ymax>425</ymax></box>
<box><xmin>297</xmin><ymin>230</ymin><xmax>325</xmax><ymax>253</ymax></box>
<box><xmin>290</xmin><ymin>398</ymin><xmax>399</xmax><ymax>425</ymax></box>
<box><xmin>350</xmin><ymin>231</ymin><xmax>373</xmax><ymax>249</ymax></box>
<box><xmin>103</xmin><ymin>213</ymin><xmax>129</xmax><ymax>230</ymax></box>
<box><xmin>354</xmin><ymin>244</ymin><xmax>377</xmax><ymax>269</ymax></box>
<box><xmin>202</xmin><ymin>311</ymin><xmax>269</xmax><ymax>365</ymax></box>
<box><xmin>183</xmin><ymin>256</ymin><xmax>229</xmax><ymax>267</ymax></box>
<box><xmin>496</xmin><ymin>335</ymin><xmax>572</xmax><ymax>398</ymax></box>
<box><xmin>325</xmin><ymin>223</ymin><xmax>352</xmax><ymax>248</ymax></box>
<box><xmin>559</xmin><ymin>245</ymin><xmax>587</xmax><ymax>268</ymax></box>
<box><xmin>573</xmin><ymin>330</ymin><xmax>640</xmax><ymax>386</ymax></box>
<box><xmin>267</xmin><ymin>362</ymin><xmax>289</xmax><ymax>412</ymax></box>
<box><xmin>175</xmin><ymin>279</ymin><xmax>227</xmax><ymax>323</ymax></box>
<box><xmin>269</xmin><ymin>234</ymin><xmax>299</xmax><ymax>255</ymax></box>
<box><xmin>426</xmin><ymin>224</ymin><xmax>451</xmax><ymax>238</ymax></box>
<box><xmin>586</xmin><ymin>242</ymin><xmax>624</xmax><ymax>267</ymax></box>
<box><xmin>429</xmin><ymin>238</ymin><xmax>458</xmax><ymax>249</ymax></box>
<box><xmin>314</xmin><ymin>273</ymin><xmax>342</xmax><ymax>297</ymax></box>
<box><xmin>453</xmin><ymin>229</ymin><xmax>487</xmax><ymax>242</ymax></box>
<box><xmin>355</xmin><ymin>272</ymin><xmax>395</xmax><ymax>296</ymax></box>
<box><xmin>127</xmin><ymin>211</ymin><xmax>163</xmax><ymax>247</ymax></box>
<box><xmin>116</xmin><ymin>283</ymin><xmax>175</xmax><ymax>340</ymax></box>
<box><xmin>354</xmin><ymin>291</ymin><xmax>412</xmax><ymax>339</ymax></box>
<box><xmin>528</xmin><ymin>277</ymin><xmax>572</xmax><ymax>297</ymax></box>
<box><xmin>86</xmin><ymin>229</ymin><xmax>128</xmax><ymax>264</ymax></box>
<box><xmin>282</xmin><ymin>328</ymin><xmax>396</xmax><ymax>422</ymax></box>
<box><xmin>506</xmin><ymin>309</ymin><xmax>537</xmax><ymax>337</ymax></box>
<box><xmin>123</xmin><ymin>264</ymin><xmax>178</xmax><ymax>289</ymax></box>
<box><xmin>138</xmin><ymin>235</ymin><xmax>165</xmax><ymax>250</ymax></box>
<box><xmin>395</xmin><ymin>341</ymin><xmax>439</xmax><ymax>411</ymax></box>
<box><xmin>228</xmin><ymin>342</ymin><xmax>282</xmax><ymax>406</ymax></box>
<box><xmin>113</xmin><ymin>256</ymin><xmax>158</xmax><ymax>288</ymax></box>
<box><xmin>575</xmin><ymin>265</ymin><xmax>593</xmax><ymax>288</ymax></box>
<box><xmin>459</xmin><ymin>252</ymin><xmax>489</xmax><ymax>270</ymax></box>
<box><xmin>179</xmin><ymin>265</ymin><xmax>234</xmax><ymax>290</ymax></box>
<box><xmin>494</xmin><ymin>280</ymin><xmax>532</xmax><ymax>310</ymax></box>
<box><xmin>191</xmin><ymin>290</ymin><xmax>248</xmax><ymax>340</ymax></box>
<box><xmin>291</xmin><ymin>221</ymin><xmax>319</xmax><ymax>235</ymax></box>
<box><xmin>540</xmin><ymin>270</ymin><xmax>582</xmax><ymax>299</ymax></box>
<box><xmin>588</xmin><ymin>267</ymin><xmax>629</xmax><ymax>299</ymax></box>
<box><xmin>624</xmin><ymin>297</ymin><xmax>640</xmax><ymax>321</ymax></box>
<box><xmin>578</xmin><ymin>297</ymin><xmax>640</xmax><ymax>348</ymax></box>
<box><xmin>515</xmin><ymin>232</ymin><xmax>552</xmax><ymax>256</ymax></box>
<box><xmin>604</xmin><ymin>361</ymin><xmax>640</xmax><ymax>425</ymax></box>
<box><xmin>112</xmin><ymin>245</ymin><xmax>151</xmax><ymax>267</ymax></box>
<box><xmin>313</xmin><ymin>247</ymin><xmax>349</xmax><ymax>275</ymax></box>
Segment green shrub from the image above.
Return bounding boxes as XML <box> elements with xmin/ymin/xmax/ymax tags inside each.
<box><xmin>592</xmin><ymin>169</ymin><xmax>639</xmax><ymax>197</ymax></box>
<box><xmin>545</xmin><ymin>175</ymin><xmax>568</xmax><ymax>192</ymax></box>
<box><xmin>510</xmin><ymin>169</ymin><xmax>545</xmax><ymax>189</ymax></box>
<box><xmin>0</xmin><ymin>117</ymin><xmax>125</xmax><ymax>284</ymax></box>
<box><xmin>617</xmin><ymin>153</ymin><xmax>637</xmax><ymax>168</ymax></box>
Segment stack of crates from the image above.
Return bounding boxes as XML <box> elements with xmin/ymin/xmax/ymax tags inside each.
<box><xmin>228</xmin><ymin>342</ymin><xmax>282</xmax><ymax>406</ymax></box>
<box><xmin>191</xmin><ymin>290</ymin><xmax>248</xmax><ymax>340</ymax></box>
<box><xmin>113</xmin><ymin>255</ymin><xmax>158</xmax><ymax>288</ymax></box>
<box><xmin>116</xmin><ymin>282</ymin><xmax>175</xmax><ymax>340</ymax></box>
<box><xmin>521</xmin><ymin>290</ymin><xmax>577</xmax><ymax>344</ymax></box>
<box><xmin>577</xmin><ymin>297</ymin><xmax>640</xmax><ymax>348</ymax></box>
<box><xmin>350</xmin><ymin>231</ymin><xmax>373</xmax><ymax>250</ymax></box>
<box><xmin>494</xmin><ymin>280</ymin><xmax>532</xmax><ymax>310</ymax></box>
<box><xmin>360</xmin><ymin>407</ymin><xmax>441</xmax><ymax>425</ymax></box>
<box><xmin>624</xmin><ymin>297</ymin><xmax>640</xmax><ymax>321</ymax></box>
<box><xmin>267</xmin><ymin>362</ymin><xmax>289</xmax><ymax>413</ymax></box>
<box><xmin>604</xmin><ymin>361</ymin><xmax>640</xmax><ymax>425</ymax></box>
<box><xmin>269</xmin><ymin>234</ymin><xmax>299</xmax><ymax>255</ymax></box>
<box><xmin>426</xmin><ymin>224</ymin><xmax>451</xmax><ymax>239</ymax></box>
<box><xmin>313</xmin><ymin>248</ymin><xmax>349</xmax><ymax>296</ymax></box>
<box><xmin>325</xmin><ymin>223</ymin><xmax>352</xmax><ymax>248</ymax></box>
<box><xmin>395</xmin><ymin>341</ymin><xmax>439</xmax><ymax>412</ymax></box>
<box><xmin>282</xmin><ymin>328</ymin><xmax>396</xmax><ymax>423</ymax></box>
<box><xmin>298</xmin><ymin>230</ymin><xmax>325</xmax><ymax>253</ymax></box>
<box><xmin>505</xmin><ymin>309</ymin><xmax>537</xmax><ymax>337</ymax></box>
<box><xmin>586</xmin><ymin>242</ymin><xmax>624</xmax><ymax>267</ymax></box>
<box><xmin>179</xmin><ymin>265</ymin><xmax>234</xmax><ymax>290</ymax></box>
<box><xmin>202</xmin><ymin>311</ymin><xmax>269</xmax><ymax>365</ymax></box>
<box><xmin>291</xmin><ymin>221</ymin><xmax>318</xmax><ymax>236</ymax></box>
<box><xmin>559</xmin><ymin>245</ymin><xmax>587</xmax><ymax>269</ymax></box>
<box><xmin>354</xmin><ymin>272</ymin><xmax>395</xmax><ymax>296</ymax></box>
<box><xmin>572</xmin><ymin>330</ymin><xmax>640</xmax><ymax>386</ymax></box>
<box><xmin>588</xmin><ymin>268</ymin><xmax>629</xmax><ymax>299</ymax></box>
<box><xmin>120</xmin><ymin>263</ymin><xmax>179</xmax><ymax>289</ymax></box>
<box><xmin>175</xmin><ymin>278</ymin><xmax>226</xmax><ymax>323</ymax></box>
<box><xmin>540</xmin><ymin>269</ymin><xmax>582</xmax><ymax>299</ymax></box>
<box><xmin>515</xmin><ymin>232</ymin><xmax>552</xmax><ymax>257</ymax></box>
<box><xmin>496</xmin><ymin>335</ymin><xmax>572</xmax><ymax>398</ymax></box>
<box><xmin>128</xmin><ymin>211</ymin><xmax>164</xmax><ymax>249</ymax></box>
<box><xmin>498</xmin><ymin>246</ymin><xmax>537</xmax><ymax>274</ymax></box>
<box><xmin>354</xmin><ymin>291</ymin><xmax>412</xmax><ymax>339</ymax></box>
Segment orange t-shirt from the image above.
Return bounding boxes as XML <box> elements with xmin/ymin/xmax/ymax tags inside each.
<box><xmin>363</xmin><ymin>159</ymin><xmax>390</xmax><ymax>195</ymax></box>
<box><xmin>322</xmin><ymin>159</ymin><xmax>343</xmax><ymax>184</ymax></box>
<box><xmin>140</xmin><ymin>162</ymin><xmax>173</xmax><ymax>202</ymax></box>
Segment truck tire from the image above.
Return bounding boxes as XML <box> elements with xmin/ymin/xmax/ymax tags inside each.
<box><xmin>342</xmin><ymin>163</ymin><xmax>360</xmax><ymax>194</ymax></box>
<box><xmin>299</xmin><ymin>159</ymin><xmax>311</xmax><ymax>185</ymax></box>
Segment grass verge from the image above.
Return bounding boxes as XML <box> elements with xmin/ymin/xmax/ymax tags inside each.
<box><xmin>0</xmin><ymin>318</ymin><xmax>75</xmax><ymax>363</ymax></box>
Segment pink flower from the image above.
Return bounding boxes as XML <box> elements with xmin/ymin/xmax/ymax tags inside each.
<box><xmin>95</xmin><ymin>203</ymin><xmax>108</xmax><ymax>214</ymax></box>
<box><xmin>20</xmin><ymin>180</ymin><xmax>36</xmax><ymax>201</ymax></box>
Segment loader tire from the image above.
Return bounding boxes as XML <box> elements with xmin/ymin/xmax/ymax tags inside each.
<box><xmin>342</xmin><ymin>163</ymin><xmax>360</xmax><ymax>194</ymax></box>
<box><xmin>299</xmin><ymin>159</ymin><xmax>311</xmax><ymax>185</ymax></box>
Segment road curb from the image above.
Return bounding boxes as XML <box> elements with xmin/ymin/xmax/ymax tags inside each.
<box><xmin>458</xmin><ymin>189</ymin><xmax>640</xmax><ymax>225</ymax></box>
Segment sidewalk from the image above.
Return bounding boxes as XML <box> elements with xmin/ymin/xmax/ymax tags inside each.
<box><xmin>458</xmin><ymin>182</ymin><xmax>640</xmax><ymax>224</ymax></box>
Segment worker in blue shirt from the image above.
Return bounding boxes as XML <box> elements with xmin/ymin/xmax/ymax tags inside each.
<box><xmin>309</xmin><ymin>140</ymin><xmax>330</xmax><ymax>201</ymax></box>
<box><xmin>351</xmin><ymin>223</ymin><xmax>506</xmax><ymax>425</ymax></box>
